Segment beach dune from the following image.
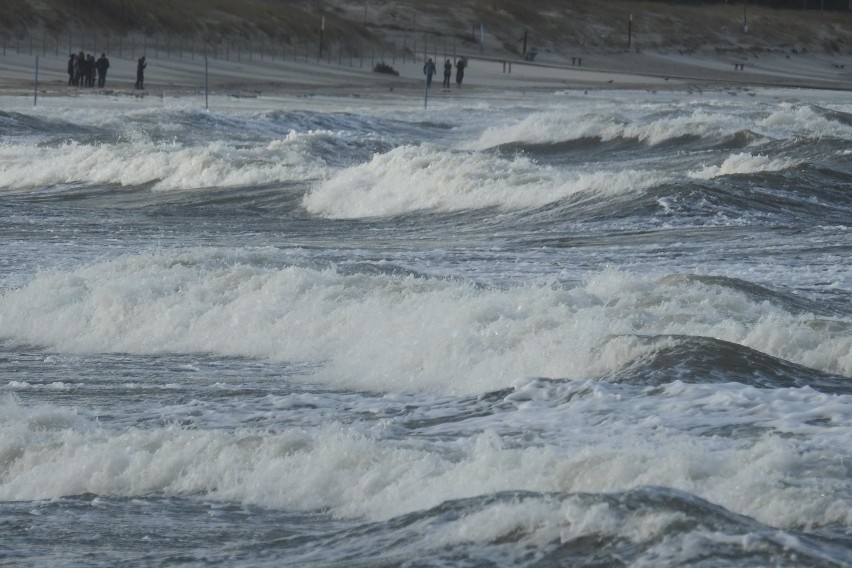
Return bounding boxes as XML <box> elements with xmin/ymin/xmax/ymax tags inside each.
<box><xmin>1</xmin><ymin>0</ymin><xmax>851</xmax><ymax>97</ymax></box>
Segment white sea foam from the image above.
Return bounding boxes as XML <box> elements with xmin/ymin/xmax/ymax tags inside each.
<box><xmin>469</xmin><ymin>108</ymin><xmax>751</xmax><ymax>150</ymax></box>
<box><xmin>426</xmin><ymin>498</ymin><xmax>691</xmax><ymax>555</ymax></box>
<box><xmin>687</xmin><ymin>152</ymin><xmax>797</xmax><ymax>179</ymax></box>
<box><xmin>2</xmin><ymin>84</ymin><xmax>851</xmax><ymax>566</ymax></box>
<box><xmin>0</xmin><ymin>130</ymin><xmax>329</xmax><ymax>192</ymax></box>
<box><xmin>0</xmin><ymin>386</ymin><xmax>848</xmax><ymax>529</ymax></box>
<box><xmin>3</xmin><ymin>381</ymin><xmax>70</xmax><ymax>390</ymax></box>
<box><xmin>760</xmin><ymin>103</ymin><xmax>852</xmax><ymax>139</ymax></box>
<box><xmin>1</xmin><ymin>252</ymin><xmax>850</xmax><ymax>394</ymax></box>
<box><xmin>469</xmin><ymin>100</ymin><xmax>852</xmax><ymax>152</ymax></box>
<box><xmin>303</xmin><ymin>143</ymin><xmax>668</xmax><ymax>217</ymax></box>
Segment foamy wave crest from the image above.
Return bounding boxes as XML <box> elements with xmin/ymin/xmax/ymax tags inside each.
<box><xmin>303</xmin><ymin>144</ymin><xmax>668</xmax><ymax>218</ymax></box>
<box><xmin>760</xmin><ymin>103</ymin><xmax>852</xmax><ymax>139</ymax></box>
<box><xmin>470</xmin><ymin>109</ymin><xmax>747</xmax><ymax>149</ymax></box>
<box><xmin>1</xmin><ymin>253</ymin><xmax>850</xmax><ymax>393</ymax></box>
<box><xmin>0</xmin><ymin>131</ymin><xmax>329</xmax><ymax>192</ymax></box>
<box><xmin>687</xmin><ymin>152</ymin><xmax>796</xmax><ymax>180</ymax></box>
<box><xmin>0</xmin><ymin>251</ymin><xmax>657</xmax><ymax>394</ymax></box>
<box><xmin>1</xmin><ymin>394</ymin><xmax>848</xmax><ymax>529</ymax></box>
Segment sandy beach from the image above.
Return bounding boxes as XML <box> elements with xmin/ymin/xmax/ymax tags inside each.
<box><xmin>2</xmin><ymin>43</ymin><xmax>851</xmax><ymax>105</ymax></box>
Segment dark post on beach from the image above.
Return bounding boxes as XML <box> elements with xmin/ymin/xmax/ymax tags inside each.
<box><xmin>33</xmin><ymin>55</ymin><xmax>39</xmax><ymax>107</ymax></box>
<box><xmin>628</xmin><ymin>13</ymin><xmax>632</xmax><ymax>49</ymax></box>
<box><xmin>204</xmin><ymin>55</ymin><xmax>209</xmax><ymax>110</ymax></box>
<box><xmin>424</xmin><ymin>74</ymin><xmax>429</xmax><ymax>110</ymax></box>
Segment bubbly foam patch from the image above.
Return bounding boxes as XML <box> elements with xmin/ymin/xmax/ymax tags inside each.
<box><xmin>469</xmin><ymin>101</ymin><xmax>852</xmax><ymax>152</ymax></box>
<box><xmin>687</xmin><ymin>152</ymin><xmax>797</xmax><ymax>179</ymax></box>
<box><xmin>760</xmin><ymin>103</ymin><xmax>852</xmax><ymax>139</ymax></box>
<box><xmin>0</xmin><ymin>390</ymin><xmax>848</xmax><ymax>530</ymax></box>
<box><xmin>1</xmin><ymin>252</ymin><xmax>850</xmax><ymax>394</ymax></box>
<box><xmin>470</xmin><ymin>108</ymin><xmax>750</xmax><ymax>149</ymax></box>
<box><xmin>0</xmin><ymin>131</ymin><xmax>330</xmax><ymax>192</ymax></box>
<box><xmin>302</xmin><ymin>143</ymin><xmax>668</xmax><ymax>218</ymax></box>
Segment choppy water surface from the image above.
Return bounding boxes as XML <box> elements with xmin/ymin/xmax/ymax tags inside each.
<box><xmin>1</xmin><ymin>88</ymin><xmax>851</xmax><ymax>567</ymax></box>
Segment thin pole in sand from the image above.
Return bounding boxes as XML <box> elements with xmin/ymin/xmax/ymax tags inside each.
<box><xmin>628</xmin><ymin>14</ymin><xmax>632</xmax><ymax>49</ymax></box>
<box><xmin>423</xmin><ymin>71</ymin><xmax>429</xmax><ymax>110</ymax></box>
<box><xmin>204</xmin><ymin>55</ymin><xmax>209</xmax><ymax>110</ymax></box>
<box><xmin>33</xmin><ymin>55</ymin><xmax>39</xmax><ymax>107</ymax></box>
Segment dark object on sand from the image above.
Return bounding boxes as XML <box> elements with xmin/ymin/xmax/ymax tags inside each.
<box><xmin>373</xmin><ymin>62</ymin><xmax>399</xmax><ymax>76</ymax></box>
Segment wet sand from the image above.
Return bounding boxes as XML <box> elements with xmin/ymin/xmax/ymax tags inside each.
<box><xmin>1</xmin><ymin>47</ymin><xmax>850</xmax><ymax>102</ymax></box>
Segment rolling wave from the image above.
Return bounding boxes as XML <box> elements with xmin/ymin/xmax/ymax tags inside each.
<box><xmin>468</xmin><ymin>101</ymin><xmax>848</xmax><ymax>151</ymax></box>
<box><xmin>607</xmin><ymin>335</ymin><xmax>851</xmax><ymax>394</ymax></box>
<box><xmin>1</xmin><ymin>252</ymin><xmax>849</xmax><ymax>393</ymax></box>
<box><xmin>0</xmin><ymin>133</ymin><xmax>337</xmax><ymax>193</ymax></box>
<box><xmin>247</xmin><ymin>487</ymin><xmax>852</xmax><ymax>566</ymax></box>
<box><xmin>0</xmin><ymin>110</ymin><xmax>101</xmax><ymax>138</ymax></box>
<box><xmin>302</xmin><ymin>143</ymin><xmax>669</xmax><ymax>218</ymax></box>
<box><xmin>1</xmin><ymin>393</ymin><xmax>849</xmax><ymax>532</ymax></box>
<box><xmin>468</xmin><ymin>108</ymin><xmax>760</xmax><ymax>151</ymax></box>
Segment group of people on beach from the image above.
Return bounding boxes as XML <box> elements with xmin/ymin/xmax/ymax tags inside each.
<box><xmin>423</xmin><ymin>57</ymin><xmax>466</xmax><ymax>89</ymax></box>
<box><xmin>67</xmin><ymin>51</ymin><xmax>109</xmax><ymax>87</ymax></box>
<box><xmin>68</xmin><ymin>52</ymin><xmax>469</xmax><ymax>92</ymax></box>
<box><xmin>66</xmin><ymin>53</ymin><xmax>147</xmax><ymax>89</ymax></box>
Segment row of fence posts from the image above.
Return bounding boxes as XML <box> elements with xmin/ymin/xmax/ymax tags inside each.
<box><xmin>1</xmin><ymin>32</ymin><xmax>461</xmax><ymax>69</ymax></box>
<box><xmin>25</xmin><ymin>37</ymin><xmax>463</xmax><ymax>109</ymax></box>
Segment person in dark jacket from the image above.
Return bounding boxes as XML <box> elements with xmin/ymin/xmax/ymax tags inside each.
<box><xmin>75</xmin><ymin>50</ymin><xmax>85</xmax><ymax>86</ymax></box>
<box><xmin>85</xmin><ymin>54</ymin><xmax>96</xmax><ymax>87</ymax></box>
<box><xmin>443</xmin><ymin>59</ymin><xmax>452</xmax><ymax>88</ymax></box>
<box><xmin>67</xmin><ymin>54</ymin><xmax>76</xmax><ymax>86</ymax></box>
<box><xmin>455</xmin><ymin>57</ymin><xmax>466</xmax><ymax>87</ymax></box>
<box><xmin>423</xmin><ymin>58</ymin><xmax>436</xmax><ymax>89</ymax></box>
<box><xmin>96</xmin><ymin>53</ymin><xmax>110</xmax><ymax>87</ymax></box>
<box><xmin>135</xmin><ymin>56</ymin><xmax>146</xmax><ymax>89</ymax></box>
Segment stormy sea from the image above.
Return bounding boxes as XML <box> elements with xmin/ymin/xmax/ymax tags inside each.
<box><xmin>0</xmin><ymin>87</ymin><xmax>850</xmax><ymax>567</ymax></box>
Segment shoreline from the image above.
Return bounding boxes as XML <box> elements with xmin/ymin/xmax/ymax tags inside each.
<box><xmin>1</xmin><ymin>48</ymin><xmax>851</xmax><ymax>102</ymax></box>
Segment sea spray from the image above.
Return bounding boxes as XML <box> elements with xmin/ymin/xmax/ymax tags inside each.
<box><xmin>303</xmin><ymin>143</ymin><xmax>669</xmax><ymax>218</ymax></box>
<box><xmin>2</xmin><ymin>253</ymin><xmax>850</xmax><ymax>393</ymax></box>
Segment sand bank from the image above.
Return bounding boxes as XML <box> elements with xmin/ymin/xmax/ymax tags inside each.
<box><xmin>1</xmin><ymin>47</ymin><xmax>850</xmax><ymax>102</ymax></box>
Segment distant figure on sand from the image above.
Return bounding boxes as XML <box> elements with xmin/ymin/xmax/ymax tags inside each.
<box><xmin>86</xmin><ymin>54</ymin><xmax>96</xmax><ymax>87</ymax></box>
<box><xmin>135</xmin><ymin>56</ymin><xmax>146</xmax><ymax>89</ymax></box>
<box><xmin>96</xmin><ymin>53</ymin><xmax>110</xmax><ymax>88</ymax></box>
<box><xmin>443</xmin><ymin>59</ymin><xmax>452</xmax><ymax>88</ymax></box>
<box><xmin>423</xmin><ymin>58</ymin><xmax>436</xmax><ymax>88</ymax></box>
<box><xmin>75</xmin><ymin>50</ymin><xmax>85</xmax><ymax>86</ymax></box>
<box><xmin>67</xmin><ymin>53</ymin><xmax>76</xmax><ymax>86</ymax></box>
<box><xmin>456</xmin><ymin>57</ymin><xmax>466</xmax><ymax>87</ymax></box>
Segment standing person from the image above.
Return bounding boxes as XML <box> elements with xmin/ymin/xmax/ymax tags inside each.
<box><xmin>442</xmin><ymin>59</ymin><xmax>452</xmax><ymax>89</ymax></box>
<box><xmin>75</xmin><ymin>50</ymin><xmax>85</xmax><ymax>86</ymax></box>
<box><xmin>455</xmin><ymin>57</ymin><xmax>466</xmax><ymax>88</ymax></box>
<box><xmin>86</xmin><ymin>54</ymin><xmax>96</xmax><ymax>87</ymax></box>
<box><xmin>135</xmin><ymin>56</ymin><xmax>146</xmax><ymax>89</ymax></box>
<box><xmin>423</xmin><ymin>57</ymin><xmax>436</xmax><ymax>89</ymax></box>
<box><xmin>96</xmin><ymin>53</ymin><xmax>110</xmax><ymax>87</ymax></box>
<box><xmin>67</xmin><ymin>53</ymin><xmax>76</xmax><ymax>86</ymax></box>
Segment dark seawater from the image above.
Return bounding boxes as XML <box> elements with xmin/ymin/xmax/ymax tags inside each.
<box><xmin>0</xmin><ymin>89</ymin><xmax>850</xmax><ymax>567</ymax></box>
